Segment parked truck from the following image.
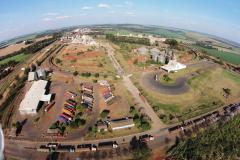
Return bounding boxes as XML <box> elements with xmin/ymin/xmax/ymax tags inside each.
<box><xmin>76</xmin><ymin>144</ymin><xmax>97</xmax><ymax>152</ymax></box>
<box><xmin>98</xmin><ymin>141</ymin><xmax>118</xmax><ymax>150</ymax></box>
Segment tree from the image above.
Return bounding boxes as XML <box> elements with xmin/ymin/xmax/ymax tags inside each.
<box><xmin>15</xmin><ymin>121</ymin><xmax>23</xmax><ymax>135</ymax></box>
<box><xmin>24</xmin><ymin>67</ymin><xmax>30</xmax><ymax>75</ymax></box>
<box><xmin>130</xmin><ymin>106</ymin><xmax>138</xmax><ymax>116</ymax></box>
<box><xmin>36</xmin><ymin>60</ymin><xmax>41</xmax><ymax>66</ymax></box>
<box><xmin>223</xmin><ymin>88</ymin><xmax>231</xmax><ymax>98</ymax></box>
<box><xmin>130</xmin><ymin>136</ymin><xmax>152</xmax><ymax>160</ymax></box>
<box><xmin>165</xmin><ymin>39</ymin><xmax>178</xmax><ymax>47</ymax></box>
<box><xmin>55</xmin><ymin>58</ymin><xmax>61</xmax><ymax>64</ymax></box>
<box><xmin>168</xmin><ymin>115</ymin><xmax>240</xmax><ymax>160</ymax></box>
<box><xmin>94</xmin><ymin>73</ymin><xmax>100</xmax><ymax>78</ymax></box>
<box><xmin>31</xmin><ymin>64</ymin><xmax>36</xmax><ymax>71</ymax></box>
<box><xmin>100</xmin><ymin>110</ymin><xmax>110</xmax><ymax>119</ymax></box>
<box><xmin>140</xmin><ymin>121</ymin><xmax>151</xmax><ymax>131</ymax></box>
<box><xmin>73</xmin><ymin>71</ymin><xmax>78</xmax><ymax>76</ymax></box>
<box><xmin>163</xmin><ymin>74</ymin><xmax>171</xmax><ymax>82</ymax></box>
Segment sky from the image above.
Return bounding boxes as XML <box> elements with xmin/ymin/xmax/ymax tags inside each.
<box><xmin>0</xmin><ymin>0</ymin><xmax>240</xmax><ymax>43</ymax></box>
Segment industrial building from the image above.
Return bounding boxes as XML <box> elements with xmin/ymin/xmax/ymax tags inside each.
<box><xmin>110</xmin><ymin>118</ymin><xmax>135</xmax><ymax>131</ymax></box>
<box><xmin>19</xmin><ymin>80</ymin><xmax>52</xmax><ymax>115</ymax></box>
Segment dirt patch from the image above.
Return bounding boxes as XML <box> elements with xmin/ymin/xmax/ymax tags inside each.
<box><xmin>97</xmin><ymin>82</ymin><xmax>131</xmax><ymax>119</ymax></box>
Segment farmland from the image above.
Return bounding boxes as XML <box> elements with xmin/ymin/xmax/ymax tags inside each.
<box><xmin>193</xmin><ymin>45</ymin><xmax>240</xmax><ymax>65</ymax></box>
<box><xmin>0</xmin><ymin>36</ymin><xmax>52</xmax><ymax>58</ymax></box>
<box><xmin>0</xmin><ymin>53</ymin><xmax>30</xmax><ymax>65</ymax></box>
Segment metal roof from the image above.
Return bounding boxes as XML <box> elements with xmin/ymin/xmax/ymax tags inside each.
<box><xmin>19</xmin><ymin>80</ymin><xmax>49</xmax><ymax>114</ymax></box>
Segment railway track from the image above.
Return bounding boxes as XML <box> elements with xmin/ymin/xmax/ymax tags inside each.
<box><xmin>0</xmin><ymin>43</ymin><xmax>59</xmax><ymax>96</ymax></box>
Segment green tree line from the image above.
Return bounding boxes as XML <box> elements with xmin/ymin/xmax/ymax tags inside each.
<box><xmin>168</xmin><ymin>115</ymin><xmax>240</xmax><ymax>160</ymax></box>
<box><xmin>106</xmin><ymin>34</ymin><xmax>150</xmax><ymax>45</ymax></box>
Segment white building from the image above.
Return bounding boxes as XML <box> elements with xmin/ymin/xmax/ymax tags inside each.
<box><xmin>110</xmin><ymin>119</ymin><xmax>135</xmax><ymax>131</ymax></box>
<box><xmin>19</xmin><ymin>80</ymin><xmax>52</xmax><ymax>115</ymax></box>
<box><xmin>27</xmin><ymin>72</ymin><xmax>37</xmax><ymax>81</ymax></box>
<box><xmin>161</xmin><ymin>60</ymin><xmax>186</xmax><ymax>73</ymax></box>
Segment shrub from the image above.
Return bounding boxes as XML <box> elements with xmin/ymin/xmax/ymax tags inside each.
<box><xmin>73</xmin><ymin>71</ymin><xmax>78</xmax><ymax>76</ymax></box>
<box><xmin>100</xmin><ymin>109</ymin><xmax>110</xmax><ymax>119</ymax></box>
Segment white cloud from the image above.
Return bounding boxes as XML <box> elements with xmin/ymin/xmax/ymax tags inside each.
<box><xmin>116</xmin><ymin>4</ymin><xmax>124</xmax><ymax>8</ymax></box>
<box><xmin>98</xmin><ymin>3</ymin><xmax>110</xmax><ymax>8</ymax></box>
<box><xmin>125</xmin><ymin>11</ymin><xmax>136</xmax><ymax>17</ymax></box>
<box><xmin>42</xmin><ymin>12</ymin><xmax>58</xmax><ymax>16</ymax></box>
<box><xmin>109</xmin><ymin>10</ymin><xmax>116</xmax><ymax>14</ymax></box>
<box><xmin>81</xmin><ymin>6</ymin><xmax>93</xmax><ymax>10</ymax></box>
<box><xmin>42</xmin><ymin>17</ymin><xmax>52</xmax><ymax>21</ymax></box>
<box><xmin>125</xmin><ymin>1</ymin><xmax>133</xmax><ymax>6</ymax></box>
<box><xmin>56</xmin><ymin>16</ymin><xmax>71</xmax><ymax>19</ymax></box>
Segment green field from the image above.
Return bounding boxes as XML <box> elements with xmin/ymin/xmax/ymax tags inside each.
<box><xmin>104</xmin><ymin>26</ymin><xmax>187</xmax><ymax>40</ymax></box>
<box><xmin>194</xmin><ymin>45</ymin><xmax>240</xmax><ymax>65</ymax></box>
<box><xmin>0</xmin><ymin>53</ymin><xmax>30</xmax><ymax>65</ymax></box>
<box><xmin>144</xmin><ymin>27</ymin><xmax>186</xmax><ymax>39</ymax></box>
<box><xmin>137</xmin><ymin>65</ymin><xmax>240</xmax><ymax>124</ymax></box>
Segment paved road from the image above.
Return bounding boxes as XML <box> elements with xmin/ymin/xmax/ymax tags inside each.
<box><xmin>103</xmin><ymin>43</ymin><xmax>165</xmax><ymax>130</ymax></box>
<box><xmin>140</xmin><ymin>60</ymin><xmax>217</xmax><ymax>95</ymax></box>
<box><xmin>141</xmin><ymin>71</ymin><xmax>189</xmax><ymax>95</ymax></box>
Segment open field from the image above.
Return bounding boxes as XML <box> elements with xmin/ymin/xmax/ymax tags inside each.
<box><xmin>193</xmin><ymin>45</ymin><xmax>240</xmax><ymax>65</ymax></box>
<box><xmin>105</xmin><ymin>26</ymin><xmax>186</xmax><ymax>39</ymax></box>
<box><xmin>0</xmin><ymin>53</ymin><xmax>30</xmax><ymax>65</ymax></box>
<box><xmin>136</xmin><ymin>63</ymin><xmax>240</xmax><ymax>124</ymax></box>
<box><xmin>99</xmin><ymin>81</ymin><xmax>133</xmax><ymax>119</ymax></box>
<box><xmin>54</xmin><ymin>44</ymin><xmax>115</xmax><ymax>75</ymax></box>
<box><xmin>84</xmin><ymin>126</ymin><xmax>140</xmax><ymax>140</ymax></box>
<box><xmin>0</xmin><ymin>36</ymin><xmax>52</xmax><ymax>58</ymax></box>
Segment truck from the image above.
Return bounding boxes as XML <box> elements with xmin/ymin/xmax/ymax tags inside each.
<box><xmin>37</xmin><ymin>145</ymin><xmax>50</xmax><ymax>152</ymax></box>
<box><xmin>56</xmin><ymin>145</ymin><xmax>75</xmax><ymax>153</ymax></box>
<box><xmin>65</xmin><ymin>91</ymin><xmax>77</xmax><ymax>99</ymax></box>
<box><xmin>64</xmin><ymin>106</ymin><xmax>75</xmax><ymax>114</ymax></box>
<box><xmin>98</xmin><ymin>141</ymin><xmax>118</xmax><ymax>150</ymax></box>
<box><xmin>59</xmin><ymin>115</ymin><xmax>69</xmax><ymax>122</ymax></box>
<box><xmin>62</xmin><ymin>108</ymin><xmax>74</xmax><ymax>117</ymax></box>
<box><xmin>61</xmin><ymin>113</ymin><xmax>72</xmax><ymax>121</ymax></box>
<box><xmin>65</xmin><ymin>101</ymin><xmax>76</xmax><ymax>108</ymax></box>
<box><xmin>62</xmin><ymin>112</ymin><xmax>73</xmax><ymax>120</ymax></box>
<box><xmin>67</xmin><ymin>99</ymin><xmax>77</xmax><ymax>106</ymax></box>
<box><xmin>64</xmin><ymin>103</ymin><xmax>76</xmax><ymax>110</ymax></box>
<box><xmin>139</xmin><ymin>134</ymin><xmax>154</xmax><ymax>142</ymax></box>
<box><xmin>44</xmin><ymin>101</ymin><xmax>55</xmax><ymax>112</ymax></box>
<box><xmin>76</xmin><ymin>144</ymin><xmax>97</xmax><ymax>152</ymax></box>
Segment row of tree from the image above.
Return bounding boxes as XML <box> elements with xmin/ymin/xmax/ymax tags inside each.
<box><xmin>0</xmin><ymin>34</ymin><xmax>59</xmax><ymax>61</ymax></box>
<box><xmin>168</xmin><ymin>115</ymin><xmax>240</xmax><ymax>160</ymax></box>
<box><xmin>106</xmin><ymin>34</ymin><xmax>150</xmax><ymax>45</ymax></box>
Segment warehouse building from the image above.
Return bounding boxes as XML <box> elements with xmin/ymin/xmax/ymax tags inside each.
<box><xmin>19</xmin><ymin>80</ymin><xmax>52</xmax><ymax>115</ymax></box>
<box><xmin>110</xmin><ymin>118</ymin><xmax>135</xmax><ymax>131</ymax></box>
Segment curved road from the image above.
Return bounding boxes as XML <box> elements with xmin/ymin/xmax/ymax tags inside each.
<box><xmin>141</xmin><ymin>60</ymin><xmax>217</xmax><ymax>95</ymax></box>
<box><xmin>141</xmin><ymin>71</ymin><xmax>189</xmax><ymax>95</ymax></box>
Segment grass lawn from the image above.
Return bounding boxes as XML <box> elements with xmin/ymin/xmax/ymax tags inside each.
<box><xmin>0</xmin><ymin>53</ymin><xmax>30</xmax><ymax>65</ymax></box>
<box><xmin>136</xmin><ymin>65</ymin><xmax>240</xmax><ymax>124</ymax></box>
<box><xmin>194</xmin><ymin>45</ymin><xmax>240</xmax><ymax>65</ymax></box>
<box><xmin>84</xmin><ymin>127</ymin><xmax>141</xmax><ymax>140</ymax></box>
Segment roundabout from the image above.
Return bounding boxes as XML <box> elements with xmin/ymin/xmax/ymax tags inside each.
<box><xmin>141</xmin><ymin>71</ymin><xmax>189</xmax><ymax>95</ymax></box>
